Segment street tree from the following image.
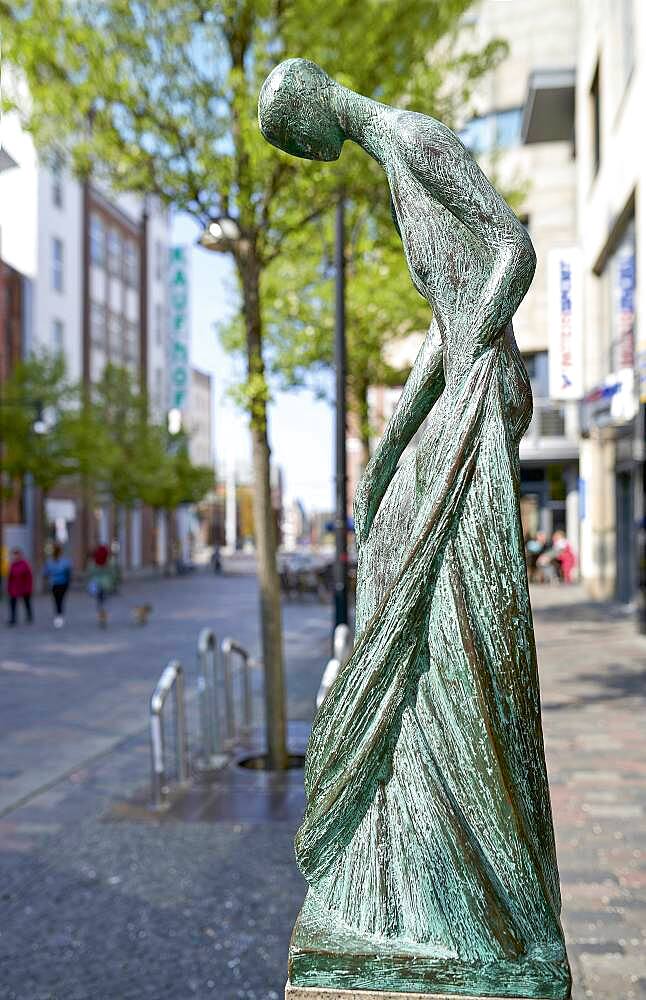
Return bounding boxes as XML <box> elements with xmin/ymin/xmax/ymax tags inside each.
<box><xmin>137</xmin><ymin>424</ymin><xmax>214</xmax><ymax>570</ymax></box>
<box><xmin>0</xmin><ymin>351</ymin><xmax>75</xmax><ymax>515</ymax></box>
<box><xmin>223</xmin><ymin>198</ymin><xmax>432</xmax><ymax>470</ymax></box>
<box><xmin>1</xmin><ymin>0</ymin><xmax>505</xmax><ymax>768</ymax></box>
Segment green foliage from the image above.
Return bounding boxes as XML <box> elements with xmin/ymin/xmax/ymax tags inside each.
<box><xmin>1</xmin><ymin>0</ymin><xmax>506</xmax><ymax>428</ymax></box>
<box><xmin>0</xmin><ymin>354</ymin><xmax>212</xmax><ymax>509</ymax></box>
<box><xmin>0</xmin><ymin>350</ymin><xmax>75</xmax><ymax>495</ymax></box>
<box><xmin>137</xmin><ymin>425</ymin><xmax>214</xmax><ymax>512</ymax></box>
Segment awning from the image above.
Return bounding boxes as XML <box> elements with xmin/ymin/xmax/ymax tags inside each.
<box><xmin>521</xmin><ymin>68</ymin><xmax>576</xmax><ymax>145</ymax></box>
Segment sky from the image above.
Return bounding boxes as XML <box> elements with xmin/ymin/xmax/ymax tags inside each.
<box><xmin>172</xmin><ymin>214</ymin><xmax>334</xmax><ymax>513</ymax></box>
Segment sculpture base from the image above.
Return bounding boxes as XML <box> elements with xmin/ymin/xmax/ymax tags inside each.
<box><xmin>286</xmin><ymin>987</ymin><xmax>554</xmax><ymax>999</ymax></box>
<box><xmin>288</xmin><ymin>894</ymin><xmax>570</xmax><ymax>999</ymax></box>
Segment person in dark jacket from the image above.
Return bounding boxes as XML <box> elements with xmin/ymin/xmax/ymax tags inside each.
<box><xmin>7</xmin><ymin>548</ymin><xmax>33</xmax><ymax>626</ymax></box>
<box><xmin>44</xmin><ymin>543</ymin><xmax>72</xmax><ymax>628</ymax></box>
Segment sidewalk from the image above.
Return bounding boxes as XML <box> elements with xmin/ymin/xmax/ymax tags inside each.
<box><xmin>0</xmin><ymin>583</ymin><xmax>644</xmax><ymax>999</ymax></box>
<box><xmin>530</xmin><ymin>585</ymin><xmax>646</xmax><ymax>1000</ymax></box>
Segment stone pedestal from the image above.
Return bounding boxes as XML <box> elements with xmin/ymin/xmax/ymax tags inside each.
<box><xmin>285</xmin><ymin>988</ymin><xmax>547</xmax><ymax>1000</ymax></box>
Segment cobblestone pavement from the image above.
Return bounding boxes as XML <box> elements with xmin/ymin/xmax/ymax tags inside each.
<box><xmin>530</xmin><ymin>586</ymin><xmax>646</xmax><ymax>1000</ymax></box>
<box><xmin>0</xmin><ymin>556</ymin><xmax>329</xmax><ymax>815</ymax></box>
<box><xmin>0</xmin><ymin>578</ymin><xmax>644</xmax><ymax>999</ymax></box>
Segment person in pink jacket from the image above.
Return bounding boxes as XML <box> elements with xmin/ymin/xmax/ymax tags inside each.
<box><xmin>7</xmin><ymin>548</ymin><xmax>33</xmax><ymax>626</ymax></box>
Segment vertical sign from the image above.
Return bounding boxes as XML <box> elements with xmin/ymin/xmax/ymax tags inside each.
<box><xmin>168</xmin><ymin>245</ymin><xmax>190</xmax><ymax>412</ymax></box>
<box><xmin>614</xmin><ymin>237</ymin><xmax>635</xmax><ymax>370</ymax></box>
<box><xmin>548</xmin><ymin>247</ymin><xmax>583</xmax><ymax>400</ymax></box>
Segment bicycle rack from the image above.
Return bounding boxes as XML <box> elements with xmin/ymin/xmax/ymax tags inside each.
<box><xmin>195</xmin><ymin>628</ymin><xmax>225</xmax><ymax>770</ymax></box>
<box><xmin>221</xmin><ymin>637</ymin><xmax>252</xmax><ymax>747</ymax></box>
<box><xmin>149</xmin><ymin>659</ymin><xmax>189</xmax><ymax>809</ymax></box>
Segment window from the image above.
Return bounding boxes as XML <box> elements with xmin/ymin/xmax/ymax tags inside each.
<box><xmin>590</xmin><ymin>62</ymin><xmax>601</xmax><ymax>176</ymax></box>
<box><xmin>125</xmin><ymin>321</ymin><xmax>139</xmax><ymax>364</ymax></box>
<box><xmin>51</xmin><ymin>154</ymin><xmax>64</xmax><ymax>209</ymax></box>
<box><xmin>124</xmin><ymin>239</ymin><xmax>139</xmax><ymax>288</ymax></box>
<box><xmin>90</xmin><ymin>213</ymin><xmax>105</xmax><ymax>266</ymax></box>
<box><xmin>52</xmin><ymin>237</ymin><xmax>64</xmax><ymax>292</ymax></box>
<box><xmin>155</xmin><ymin>366</ymin><xmax>164</xmax><ymax>409</ymax></box>
<box><xmin>155</xmin><ymin>239</ymin><xmax>164</xmax><ymax>281</ymax></box>
<box><xmin>90</xmin><ymin>302</ymin><xmax>106</xmax><ymax>346</ymax></box>
<box><xmin>155</xmin><ymin>302</ymin><xmax>164</xmax><ymax>346</ymax></box>
<box><xmin>460</xmin><ymin>108</ymin><xmax>522</xmax><ymax>156</ymax></box>
<box><xmin>107</xmin><ymin>310</ymin><xmax>122</xmax><ymax>357</ymax></box>
<box><xmin>52</xmin><ymin>318</ymin><xmax>64</xmax><ymax>354</ymax></box>
<box><xmin>522</xmin><ymin>351</ymin><xmax>548</xmax><ymax>397</ymax></box>
<box><xmin>494</xmin><ymin>108</ymin><xmax>523</xmax><ymax>149</ymax></box>
<box><xmin>107</xmin><ymin>227</ymin><xmax>123</xmax><ymax>277</ymax></box>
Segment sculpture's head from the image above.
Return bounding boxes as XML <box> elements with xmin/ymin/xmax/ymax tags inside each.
<box><xmin>258</xmin><ymin>58</ymin><xmax>345</xmax><ymax>161</ymax></box>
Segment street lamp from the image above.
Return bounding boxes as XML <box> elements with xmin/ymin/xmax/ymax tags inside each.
<box><xmin>198</xmin><ymin>217</ymin><xmax>242</xmax><ymax>252</ymax></box>
<box><xmin>333</xmin><ymin>192</ymin><xmax>349</xmax><ymax>629</ymax></box>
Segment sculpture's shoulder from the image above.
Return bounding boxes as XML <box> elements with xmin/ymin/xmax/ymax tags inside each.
<box><xmin>389</xmin><ymin>110</ymin><xmax>467</xmax><ymax>174</ymax></box>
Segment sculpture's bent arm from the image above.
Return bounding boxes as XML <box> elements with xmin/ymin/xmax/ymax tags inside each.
<box><xmin>353</xmin><ymin>321</ymin><xmax>444</xmax><ymax>546</ymax></box>
<box><xmin>392</xmin><ymin>115</ymin><xmax>536</xmax><ymax>352</ymax></box>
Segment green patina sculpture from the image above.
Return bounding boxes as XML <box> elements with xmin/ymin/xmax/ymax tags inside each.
<box><xmin>259</xmin><ymin>59</ymin><xmax>571</xmax><ymax>999</ymax></box>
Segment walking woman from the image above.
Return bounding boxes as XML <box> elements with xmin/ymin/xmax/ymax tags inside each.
<box><xmin>88</xmin><ymin>543</ymin><xmax>115</xmax><ymax>628</ymax></box>
<box><xmin>44</xmin><ymin>543</ymin><xmax>72</xmax><ymax>628</ymax></box>
<box><xmin>259</xmin><ymin>60</ymin><xmax>571</xmax><ymax>999</ymax></box>
<box><xmin>7</xmin><ymin>548</ymin><xmax>33</xmax><ymax>626</ymax></box>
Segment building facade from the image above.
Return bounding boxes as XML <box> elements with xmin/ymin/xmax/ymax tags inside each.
<box><xmin>347</xmin><ymin>0</ymin><xmax>582</xmax><ymax>551</ymax></box>
<box><xmin>0</xmin><ymin>106</ymin><xmax>171</xmax><ymax>572</ymax></box>
<box><xmin>571</xmin><ymin>0</ymin><xmax>643</xmax><ymax>604</ymax></box>
<box><xmin>460</xmin><ymin>0</ymin><xmax>581</xmax><ymax>545</ymax></box>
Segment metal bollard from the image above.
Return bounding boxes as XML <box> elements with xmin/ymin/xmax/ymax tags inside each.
<box><xmin>149</xmin><ymin>659</ymin><xmax>189</xmax><ymax>809</ymax></box>
<box><xmin>316</xmin><ymin>624</ymin><xmax>354</xmax><ymax>709</ymax></box>
<box><xmin>333</xmin><ymin>623</ymin><xmax>353</xmax><ymax>666</ymax></box>
<box><xmin>196</xmin><ymin>628</ymin><xmax>223</xmax><ymax>767</ymax></box>
<box><xmin>220</xmin><ymin>637</ymin><xmax>252</xmax><ymax>745</ymax></box>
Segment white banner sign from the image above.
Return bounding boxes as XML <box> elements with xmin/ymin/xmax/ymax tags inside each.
<box><xmin>168</xmin><ymin>245</ymin><xmax>191</xmax><ymax>412</ymax></box>
<box><xmin>548</xmin><ymin>246</ymin><xmax>583</xmax><ymax>400</ymax></box>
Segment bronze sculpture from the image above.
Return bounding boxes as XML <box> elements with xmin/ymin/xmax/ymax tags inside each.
<box><xmin>259</xmin><ymin>58</ymin><xmax>571</xmax><ymax>999</ymax></box>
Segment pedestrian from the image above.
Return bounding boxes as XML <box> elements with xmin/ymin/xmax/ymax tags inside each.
<box><xmin>44</xmin><ymin>542</ymin><xmax>72</xmax><ymax>628</ymax></box>
<box><xmin>6</xmin><ymin>548</ymin><xmax>33</xmax><ymax>626</ymax></box>
<box><xmin>525</xmin><ymin>530</ymin><xmax>548</xmax><ymax>583</ymax></box>
<box><xmin>88</xmin><ymin>543</ymin><xmax>115</xmax><ymax>628</ymax></box>
<box><xmin>551</xmin><ymin>530</ymin><xmax>576</xmax><ymax>584</ymax></box>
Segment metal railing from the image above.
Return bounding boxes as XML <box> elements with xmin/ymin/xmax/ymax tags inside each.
<box><xmin>196</xmin><ymin>628</ymin><xmax>223</xmax><ymax>769</ymax></box>
<box><xmin>149</xmin><ymin>659</ymin><xmax>189</xmax><ymax>809</ymax></box>
<box><xmin>221</xmin><ymin>637</ymin><xmax>252</xmax><ymax>746</ymax></box>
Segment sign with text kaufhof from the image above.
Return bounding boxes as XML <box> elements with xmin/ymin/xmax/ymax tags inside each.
<box><xmin>168</xmin><ymin>245</ymin><xmax>191</xmax><ymax>412</ymax></box>
<box><xmin>548</xmin><ymin>246</ymin><xmax>583</xmax><ymax>401</ymax></box>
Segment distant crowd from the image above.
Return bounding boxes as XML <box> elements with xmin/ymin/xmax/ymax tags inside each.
<box><xmin>525</xmin><ymin>530</ymin><xmax>576</xmax><ymax>585</ymax></box>
<box><xmin>6</xmin><ymin>543</ymin><xmax>118</xmax><ymax>629</ymax></box>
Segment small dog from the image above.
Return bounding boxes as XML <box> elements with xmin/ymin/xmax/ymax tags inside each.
<box><xmin>131</xmin><ymin>603</ymin><xmax>153</xmax><ymax>626</ymax></box>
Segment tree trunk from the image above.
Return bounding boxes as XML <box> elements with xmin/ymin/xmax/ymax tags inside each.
<box><xmin>239</xmin><ymin>253</ymin><xmax>288</xmax><ymax>771</ymax></box>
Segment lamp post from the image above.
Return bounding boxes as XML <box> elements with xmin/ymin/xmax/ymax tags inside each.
<box><xmin>333</xmin><ymin>192</ymin><xmax>349</xmax><ymax>629</ymax></box>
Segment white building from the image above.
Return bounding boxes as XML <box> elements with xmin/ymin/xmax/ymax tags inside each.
<box><xmin>573</xmin><ymin>0</ymin><xmax>643</xmax><ymax>604</ymax></box>
<box><xmin>0</xmin><ymin>105</ymin><xmax>171</xmax><ymax>570</ymax></box>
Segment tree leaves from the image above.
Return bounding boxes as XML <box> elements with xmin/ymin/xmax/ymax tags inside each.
<box><xmin>0</xmin><ymin>354</ymin><xmax>213</xmax><ymax>510</ymax></box>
